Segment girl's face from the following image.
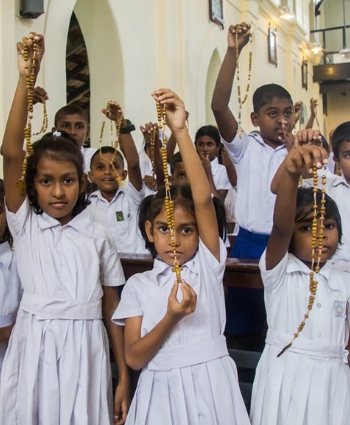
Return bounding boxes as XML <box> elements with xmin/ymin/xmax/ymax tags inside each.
<box><xmin>291</xmin><ymin>212</ymin><xmax>339</xmax><ymax>267</ymax></box>
<box><xmin>195</xmin><ymin>136</ymin><xmax>219</xmax><ymax>161</ymax></box>
<box><xmin>145</xmin><ymin>205</ymin><xmax>199</xmax><ymax>266</ymax></box>
<box><xmin>34</xmin><ymin>157</ymin><xmax>84</xmax><ymax>225</ymax></box>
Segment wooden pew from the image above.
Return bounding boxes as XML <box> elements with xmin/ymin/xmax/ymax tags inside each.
<box><xmin>120</xmin><ymin>253</ymin><xmax>263</xmax><ymax>289</ymax></box>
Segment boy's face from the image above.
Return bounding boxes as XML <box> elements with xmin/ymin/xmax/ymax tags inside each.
<box><xmin>171</xmin><ymin>162</ymin><xmax>189</xmax><ymax>186</ymax></box>
<box><xmin>335</xmin><ymin>140</ymin><xmax>350</xmax><ymax>184</ymax></box>
<box><xmin>195</xmin><ymin>135</ymin><xmax>219</xmax><ymax>161</ymax></box>
<box><xmin>54</xmin><ymin>114</ymin><xmax>89</xmax><ymax>148</ymax></box>
<box><xmin>251</xmin><ymin>97</ymin><xmax>294</xmax><ymax>148</ymax></box>
<box><xmin>89</xmin><ymin>152</ymin><xmax>127</xmax><ymax>201</ymax></box>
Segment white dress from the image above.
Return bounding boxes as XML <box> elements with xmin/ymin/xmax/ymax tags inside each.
<box><xmin>0</xmin><ymin>199</ymin><xmax>125</xmax><ymax>425</ymax></box>
<box><xmin>251</xmin><ymin>251</ymin><xmax>350</xmax><ymax>425</ymax></box>
<box><xmin>0</xmin><ymin>243</ymin><xmax>22</xmax><ymax>379</ymax></box>
<box><xmin>113</xmin><ymin>239</ymin><xmax>250</xmax><ymax>425</ymax></box>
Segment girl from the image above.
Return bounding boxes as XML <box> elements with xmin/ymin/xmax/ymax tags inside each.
<box><xmin>250</xmin><ymin>142</ymin><xmax>350</xmax><ymax>425</ymax></box>
<box><xmin>112</xmin><ymin>89</ymin><xmax>250</xmax><ymax>424</ymax></box>
<box><xmin>0</xmin><ymin>34</ymin><xmax>130</xmax><ymax>424</ymax></box>
<box><xmin>194</xmin><ymin>125</ymin><xmax>232</xmax><ymax>203</ymax></box>
<box><xmin>0</xmin><ymin>180</ymin><xmax>22</xmax><ymax>381</ymax></box>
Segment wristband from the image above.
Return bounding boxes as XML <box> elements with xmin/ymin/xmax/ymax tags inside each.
<box><xmin>120</xmin><ymin>119</ymin><xmax>136</xmax><ymax>134</ymax></box>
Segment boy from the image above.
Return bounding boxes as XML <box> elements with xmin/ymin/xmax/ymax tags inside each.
<box><xmin>53</xmin><ymin>104</ymin><xmax>96</xmax><ymax>172</ymax></box>
<box><xmin>211</xmin><ymin>22</ymin><xmax>295</xmax><ymax>348</ymax></box>
<box><xmin>87</xmin><ymin>102</ymin><xmax>146</xmax><ymax>254</ymax></box>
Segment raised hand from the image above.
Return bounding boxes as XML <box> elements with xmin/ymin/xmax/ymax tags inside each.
<box><xmin>101</xmin><ymin>101</ymin><xmax>125</xmax><ymax>125</ymax></box>
<box><xmin>285</xmin><ymin>143</ymin><xmax>328</xmax><ymax>176</ymax></box>
<box><xmin>33</xmin><ymin>86</ymin><xmax>49</xmax><ymax>105</ymax></box>
<box><xmin>17</xmin><ymin>33</ymin><xmax>45</xmax><ymax>79</ymax></box>
<box><xmin>227</xmin><ymin>22</ymin><xmax>251</xmax><ymax>50</ymax></box>
<box><xmin>152</xmin><ymin>88</ymin><xmax>187</xmax><ymax>133</ymax></box>
<box><xmin>166</xmin><ymin>280</ymin><xmax>197</xmax><ymax>321</ymax></box>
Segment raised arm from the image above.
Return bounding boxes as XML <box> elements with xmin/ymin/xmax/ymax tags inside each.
<box><xmin>304</xmin><ymin>98</ymin><xmax>318</xmax><ymax>130</ymax></box>
<box><xmin>102</xmin><ymin>102</ymin><xmax>143</xmax><ymax>191</ymax></box>
<box><xmin>211</xmin><ymin>23</ymin><xmax>251</xmax><ymax>143</ymax></box>
<box><xmin>1</xmin><ymin>33</ymin><xmax>45</xmax><ymax>213</ymax></box>
<box><xmin>266</xmin><ymin>144</ymin><xmax>328</xmax><ymax>270</ymax></box>
<box><xmin>154</xmin><ymin>88</ymin><xmax>220</xmax><ymax>260</ymax></box>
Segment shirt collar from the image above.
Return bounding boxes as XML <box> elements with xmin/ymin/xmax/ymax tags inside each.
<box><xmin>37</xmin><ymin>208</ymin><xmax>94</xmax><ymax>238</ymax></box>
<box><xmin>250</xmin><ymin>132</ymin><xmax>287</xmax><ymax>152</ymax></box>
<box><xmin>330</xmin><ymin>175</ymin><xmax>350</xmax><ymax>188</ymax></box>
<box><xmin>151</xmin><ymin>254</ymin><xmax>199</xmax><ymax>287</ymax></box>
<box><xmin>287</xmin><ymin>253</ymin><xmax>338</xmax><ymax>291</ymax></box>
<box><xmin>90</xmin><ymin>188</ymin><xmax>124</xmax><ymax>202</ymax></box>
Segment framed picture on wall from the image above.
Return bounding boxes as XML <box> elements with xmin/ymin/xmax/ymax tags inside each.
<box><xmin>209</xmin><ymin>0</ymin><xmax>224</xmax><ymax>29</ymax></box>
<box><xmin>268</xmin><ymin>24</ymin><xmax>278</xmax><ymax>66</ymax></box>
<box><xmin>301</xmin><ymin>59</ymin><xmax>308</xmax><ymax>90</ymax></box>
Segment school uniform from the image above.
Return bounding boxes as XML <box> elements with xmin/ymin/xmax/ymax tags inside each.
<box><xmin>88</xmin><ymin>183</ymin><xmax>147</xmax><ymax>254</ymax></box>
<box><xmin>113</xmin><ymin>239</ymin><xmax>250</xmax><ymax>425</ymax></box>
<box><xmin>222</xmin><ymin>130</ymin><xmax>288</xmax><ymax>337</ymax></box>
<box><xmin>0</xmin><ymin>243</ymin><xmax>22</xmax><ymax>380</ymax></box>
<box><xmin>251</xmin><ymin>251</ymin><xmax>350</xmax><ymax>425</ymax></box>
<box><xmin>211</xmin><ymin>157</ymin><xmax>232</xmax><ymax>191</ymax></box>
<box><xmin>82</xmin><ymin>146</ymin><xmax>97</xmax><ymax>173</ymax></box>
<box><xmin>0</xmin><ymin>199</ymin><xmax>125</xmax><ymax>425</ymax></box>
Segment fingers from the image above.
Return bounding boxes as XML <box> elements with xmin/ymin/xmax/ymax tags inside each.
<box><xmin>295</xmin><ymin>129</ymin><xmax>322</xmax><ymax>146</ymax></box>
<box><xmin>179</xmin><ymin>280</ymin><xmax>197</xmax><ymax>313</ymax></box>
<box><xmin>289</xmin><ymin>144</ymin><xmax>328</xmax><ymax>174</ymax></box>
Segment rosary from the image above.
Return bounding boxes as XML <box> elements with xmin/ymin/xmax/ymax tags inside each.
<box><xmin>99</xmin><ymin>101</ymin><xmax>123</xmax><ymax>186</ymax></box>
<box><xmin>156</xmin><ymin>101</ymin><xmax>183</xmax><ymax>283</ymax></box>
<box><xmin>233</xmin><ymin>23</ymin><xmax>252</xmax><ymax>138</ymax></box>
<box><xmin>18</xmin><ymin>35</ymin><xmax>48</xmax><ymax>196</ymax></box>
<box><xmin>278</xmin><ymin>151</ymin><xmax>327</xmax><ymax>357</ymax></box>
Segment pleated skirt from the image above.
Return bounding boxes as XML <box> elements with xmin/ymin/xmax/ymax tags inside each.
<box><xmin>250</xmin><ymin>344</ymin><xmax>350</xmax><ymax>425</ymax></box>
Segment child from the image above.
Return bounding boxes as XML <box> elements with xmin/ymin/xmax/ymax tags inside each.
<box><xmin>0</xmin><ymin>33</ymin><xmax>130</xmax><ymax>424</ymax></box>
<box><xmin>211</xmin><ymin>22</ymin><xmax>295</xmax><ymax>345</ymax></box>
<box><xmin>87</xmin><ymin>103</ymin><xmax>146</xmax><ymax>254</ymax></box>
<box><xmin>250</xmin><ymin>142</ymin><xmax>350</xmax><ymax>425</ymax></box>
<box><xmin>306</xmin><ymin>123</ymin><xmax>350</xmax><ymax>262</ymax></box>
<box><xmin>53</xmin><ymin>103</ymin><xmax>96</xmax><ymax>172</ymax></box>
<box><xmin>0</xmin><ymin>180</ymin><xmax>22</xmax><ymax>382</ymax></box>
<box><xmin>112</xmin><ymin>89</ymin><xmax>250</xmax><ymax>424</ymax></box>
<box><xmin>194</xmin><ymin>125</ymin><xmax>232</xmax><ymax>203</ymax></box>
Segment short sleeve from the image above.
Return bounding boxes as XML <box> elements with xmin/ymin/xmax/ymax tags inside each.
<box><xmin>98</xmin><ymin>230</ymin><xmax>126</xmax><ymax>287</ymax></box>
<box><xmin>221</xmin><ymin>130</ymin><xmax>250</xmax><ymax>164</ymax></box>
<box><xmin>5</xmin><ymin>196</ymin><xmax>31</xmax><ymax>240</ymax></box>
<box><xmin>112</xmin><ymin>277</ymin><xmax>143</xmax><ymax>325</ymax></box>
<box><xmin>259</xmin><ymin>249</ymin><xmax>289</xmax><ymax>293</ymax></box>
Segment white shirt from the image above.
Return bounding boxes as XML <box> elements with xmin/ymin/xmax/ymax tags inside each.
<box><xmin>0</xmin><ymin>243</ymin><xmax>21</xmax><ymax>327</ymax></box>
<box><xmin>88</xmin><ymin>183</ymin><xmax>147</xmax><ymax>254</ymax></box>
<box><xmin>211</xmin><ymin>157</ymin><xmax>232</xmax><ymax>191</ymax></box>
<box><xmin>222</xmin><ymin>131</ymin><xmax>287</xmax><ymax>234</ymax></box>
<box><xmin>82</xmin><ymin>147</ymin><xmax>97</xmax><ymax>173</ymax></box>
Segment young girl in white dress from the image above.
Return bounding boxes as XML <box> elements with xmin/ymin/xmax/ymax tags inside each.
<box><xmin>250</xmin><ymin>141</ymin><xmax>350</xmax><ymax>425</ymax></box>
<box><xmin>0</xmin><ymin>180</ymin><xmax>22</xmax><ymax>382</ymax></box>
<box><xmin>112</xmin><ymin>89</ymin><xmax>250</xmax><ymax>425</ymax></box>
<box><xmin>0</xmin><ymin>33</ymin><xmax>130</xmax><ymax>424</ymax></box>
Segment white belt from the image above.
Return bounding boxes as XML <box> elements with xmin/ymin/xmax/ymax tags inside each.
<box><xmin>146</xmin><ymin>334</ymin><xmax>228</xmax><ymax>371</ymax></box>
<box><xmin>267</xmin><ymin>329</ymin><xmax>344</xmax><ymax>359</ymax></box>
<box><xmin>20</xmin><ymin>291</ymin><xmax>102</xmax><ymax>320</ymax></box>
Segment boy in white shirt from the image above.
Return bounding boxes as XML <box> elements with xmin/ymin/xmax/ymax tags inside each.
<box><xmin>87</xmin><ymin>102</ymin><xmax>146</xmax><ymax>254</ymax></box>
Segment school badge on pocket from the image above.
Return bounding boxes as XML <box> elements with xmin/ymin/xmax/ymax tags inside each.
<box><xmin>116</xmin><ymin>211</ymin><xmax>124</xmax><ymax>221</ymax></box>
<box><xmin>334</xmin><ymin>301</ymin><xmax>346</xmax><ymax>318</ymax></box>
